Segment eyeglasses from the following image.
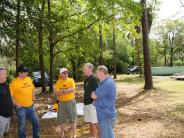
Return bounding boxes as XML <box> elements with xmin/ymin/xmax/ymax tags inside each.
<box><xmin>62</xmin><ymin>72</ymin><xmax>68</xmax><ymax>74</ymax></box>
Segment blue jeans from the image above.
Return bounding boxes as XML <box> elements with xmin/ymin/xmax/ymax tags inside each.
<box><xmin>15</xmin><ymin>105</ymin><xmax>40</xmax><ymax>138</ymax></box>
<box><xmin>99</xmin><ymin>118</ymin><xmax>115</xmax><ymax>138</ymax></box>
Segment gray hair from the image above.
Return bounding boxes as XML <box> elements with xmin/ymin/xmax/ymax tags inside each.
<box><xmin>97</xmin><ymin>65</ymin><xmax>109</xmax><ymax>75</ymax></box>
<box><xmin>0</xmin><ymin>67</ymin><xmax>6</xmax><ymax>72</ymax></box>
<box><xmin>84</xmin><ymin>63</ymin><xmax>94</xmax><ymax>70</ymax></box>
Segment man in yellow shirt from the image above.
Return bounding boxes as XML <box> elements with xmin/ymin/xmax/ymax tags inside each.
<box><xmin>10</xmin><ymin>65</ymin><xmax>40</xmax><ymax>138</ymax></box>
<box><xmin>54</xmin><ymin>68</ymin><xmax>77</xmax><ymax>138</ymax></box>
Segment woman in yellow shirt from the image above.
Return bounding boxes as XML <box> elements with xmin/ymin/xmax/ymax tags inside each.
<box><xmin>10</xmin><ymin>65</ymin><xmax>40</xmax><ymax>138</ymax></box>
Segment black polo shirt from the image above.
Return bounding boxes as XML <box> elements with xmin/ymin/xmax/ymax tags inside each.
<box><xmin>0</xmin><ymin>83</ymin><xmax>13</xmax><ymax>117</ymax></box>
<box><xmin>84</xmin><ymin>75</ymin><xmax>99</xmax><ymax>105</ymax></box>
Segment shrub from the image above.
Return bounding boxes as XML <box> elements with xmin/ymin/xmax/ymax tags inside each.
<box><xmin>174</xmin><ymin>59</ymin><xmax>183</xmax><ymax>66</ymax></box>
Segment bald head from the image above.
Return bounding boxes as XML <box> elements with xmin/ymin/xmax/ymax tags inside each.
<box><xmin>0</xmin><ymin>67</ymin><xmax>7</xmax><ymax>83</ymax></box>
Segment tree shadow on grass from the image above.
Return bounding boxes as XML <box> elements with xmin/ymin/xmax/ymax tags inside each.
<box><xmin>116</xmin><ymin>89</ymin><xmax>151</xmax><ymax>108</ymax></box>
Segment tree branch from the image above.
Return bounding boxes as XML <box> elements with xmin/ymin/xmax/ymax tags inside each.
<box><xmin>51</xmin><ymin>10</ymin><xmax>88</xmax><ymax>24</ymax></box>
<box><xmin>180</xmin><ymin>0</ymin><xmax>184</xmax><ymax>7</ymax></box>
<box><xmin>53</xmin><ymin>45</ymin><xmax>80</xmax><ymax>56</ymax></box>
<box><xmin>53</xmin><ymin>17</ymin><xmax>100</xmax><ymax>46</ymax></box>
<box><xmin>52</xmin><ymin>12</ymin><xmax>121</xmax><ymax>47</ymax></box>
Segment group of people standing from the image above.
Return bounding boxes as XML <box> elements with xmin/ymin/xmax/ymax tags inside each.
<box><xmin>0</xmin><ymin>63</ymin><xmax>116</xmax><ymax>138</ymax></box>
<box><xmin>0</xmin><ymin>65</ymin><xmax>39</xmax><ymax>138</ymax></box>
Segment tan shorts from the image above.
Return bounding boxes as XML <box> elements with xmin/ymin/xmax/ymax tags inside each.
<box><xmin>84</xmin><ymin>104</ymin><xmax>98</xmax><ymax>124</ymax></box>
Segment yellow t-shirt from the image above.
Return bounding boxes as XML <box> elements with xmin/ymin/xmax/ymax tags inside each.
<box><xmin>10</xmin><ymin>77</ymin><xmax>35</xmax><ymax>107</ymax></box>
<box><xmin>55</xmin><ymin>78</ymin><xmax>75</xmax><ymax>102</ymax></box>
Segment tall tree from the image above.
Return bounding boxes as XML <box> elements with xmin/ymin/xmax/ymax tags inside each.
<box><xmin>37</xmin><ymin>0</ymin><xmax>46</xmax><ymax>93</ymax></box>
<box><xmin>24</xmin><ymin>0</ymin><xmax>47</xmax><ymax>93</ymax></box>
<box><xmin>15</xmin><ymin>0</ymin><xmax>20</xmax><ymax>69</ymax></box>
<box><xmin>112</xmin><ymin>28</ymin><xmax>117</xmax><ymax>79</ymax></box>
<box><xmin>141</xmin><ymin>0</ymin><xmax>153</xmax><ymax>89</ymax></box>
<box><xmin>45</xmin><ymin>1</ymin><xmax>103</xmax><ymax>92</ymax></box>
<box><xmin>167</xmin><ymin>31</ymin><xmax>176</xmax><ymax>67</ymax></box>
<box><xmin>163</xmin><ymin>35</ymin><xmax>168</xmax><ymax>66</ymax></box>
<box><xmin>47</xmin><ymin>0</ymin><xmax>54</xmax><ymax>92</ymax></box>
<box><xmin>99</xmin><ymin>24</ymin><xmax>103</xmax><ymax>65</ymax></box>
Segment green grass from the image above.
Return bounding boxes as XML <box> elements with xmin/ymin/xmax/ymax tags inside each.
<box><xmin>115</xmin><ymin>74</ymin><xmax>144</xmax><ymax>84</ymax></box>
<box><xmin>116</xmin><ymin>74</ymin><xmax>184</xmax><ymax>92</ymax></box>
<box><xmin>155</xmin><ymin>80</ymin><xmax>184</xmax><ymax>93</ymax></box>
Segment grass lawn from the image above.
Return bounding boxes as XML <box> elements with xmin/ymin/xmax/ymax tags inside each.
<box><xmin>156</xmin><ymin>79</ymin><xmax>184</xmax><ymax>92</ymax></box>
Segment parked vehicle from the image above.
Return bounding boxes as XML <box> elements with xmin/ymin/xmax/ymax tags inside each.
<box><xmin>172</xmin><ymin>72</ymin><xmax>184</xmax><ymax>80</ymax></box>
<box><xmin>32</xmin><ymin>71</ymin><xmax>50</xmax><ymax>87</ymax></box>
<box><xmin>127</xmin><ymin>66</ymin><xmax>140</xmax><ymax>75</ymax></box>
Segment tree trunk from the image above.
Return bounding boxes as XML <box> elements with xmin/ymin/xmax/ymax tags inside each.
<box><xmin>49</xmin><ymin>46</ymin><xmax>54</xmax><ymax>92</ymax></box>
<box><xmin>135</xmin><ymin>38</ymin><xmax>142</xmax><ymax>77</ymax></box>
<box><xmin>99</xmin><ymin>24</ymin><xmax>103</xmax><ymax>65</ymax></box>
<box><xmin>113</xmin><ymin>28</ymin><xmax>117</xmax><ymax>79</ymax></box>
<box><xmin>164</xmin><ymin>46</ymin><xmax>167</xmax><ymax>66</ymax></box>
<box><xmin>47</xmin><ymin>0</ymin><xmax>54</xmax><ymax>92</ymax></box>
<box><xmin>38</xmin><ymin>0</ymin><xmax>46</xmax><ymax>93</ymax></box>
<box><xmin>15</xmin><ymin>0</ymin><xmax>20</xmax><ymax>70</ymax></box>
<box><xmin>163</xmin><ymin>35</ymin><xmax>167</xmax><ymax>66</ymax></box>
<box><xmin>170</xmin><ymin>47</ymin><xmax>174</xmax><ymax>67</ymax></box>
<box><xmin>71</xmin><ymin>58</ymin><xmax>77</xmax><ymax>80</ymax></box>
<box><xmin>141</xmin><ymin>0</ymin><xmax>153</xmax><ymax>90</ymax></box>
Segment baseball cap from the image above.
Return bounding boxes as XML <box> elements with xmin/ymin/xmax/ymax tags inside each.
<box><xmin>16</xmin><ymin>64</ymin><xmax>28</xmax><ymax>73</ymax></box>
<box><xmin>60</xmin><ymin>68</ymin><xmax>68</xmax><ymax>74</ymax></box>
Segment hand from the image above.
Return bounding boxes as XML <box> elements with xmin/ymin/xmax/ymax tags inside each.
<box><xmin>61</xmin><ymin>89</ymin><xmax>65</xmax><ymax>94</ymax></box>
<box><xmin>67</xmin><ymin>88</ymin><xmax>74</xmax><ymax>92</ymax></box>
<box><xmin>91</xmin><ymin>92</ymin><xmax>97</xmax><ymax>100</ymax></box>
<box><xmin>16</xmin><ymin>105</ymin><xmax>22</xmax><ymax>109</ymax></box>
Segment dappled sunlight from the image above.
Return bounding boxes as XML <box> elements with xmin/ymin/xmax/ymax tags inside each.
<box><xmin>2</xmin><ymin>75</ymin><xmax>184</xmax><ymax>137</ymax></box>
<box><xmin>115</xmin><ymin>75</ymin><xmax>184</xmax><ymax>138</ymax></box>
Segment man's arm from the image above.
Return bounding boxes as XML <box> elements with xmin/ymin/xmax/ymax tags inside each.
<box><xmin>11</xmin><ymin>97</ymin><xmax>21</xmax><ymax>108</ymax></box>
<box><xmin>90</xmin><ymin>77</ymin><xmax>99</xmax><ymax>100</ymax></box>
<box><xmin>91</xmin><ymin>91</ymin><xmax>97</xmax><ymax>100</ymax></box>
<box><xmin>55</xmin><ymin>88</ymin><xmax>75</xmax><ymax>96</ymax></box>
<box><xmin>91</xmin><ymin>87</ymin><xmax>105</xmax><ymax>100</ymax></box>
<box><xmin>10</xmin><ymin>82</ymin><xmax>22</xmax><ymax>108</ymax></box>
<box><xmin>55</xmin><ymin>79</ymin><xmax>76</xmax><ymax>96</ymax></box>
<box><xmin>91</xmin><ymin>77</ymin><xmax>99</xmax><ymax>91</ymax></box>
<box><xmin>91</xmin><ymin>83</ymin><xmax>114</xmax><ymax>100</ymax></box>
<box><xmin>32</xmin><ymin>89</ymin><xmax>36</xmax><ymax>101</ymax></box>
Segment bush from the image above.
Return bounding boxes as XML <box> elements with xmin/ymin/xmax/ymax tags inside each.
<box><xmin>174</xmin><ymin>59</ymin><xmax>183</xmax><ymax>66</ymax></box>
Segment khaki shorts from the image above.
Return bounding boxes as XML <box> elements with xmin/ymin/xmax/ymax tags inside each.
<box><xmin>0</xmin><ymin>115</ymin><xmax>11</xmax><ymax>136</ymax></box>
<box><xmin>84</xmin><ymin>104</ymin><xmax>98</xmax><ymax>124</ymax></box>
<box><xmin>57</xmin><ymin>99</ymin><xmax>77</xmax><ymax>124</ymax></box>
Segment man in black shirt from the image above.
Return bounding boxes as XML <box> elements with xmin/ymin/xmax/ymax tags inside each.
<box><xmin>0</xmin><ymin>67</ymin><xmax>13</xmax><ymax>137</ymax></box>
<box><xmin>83</xmin><ymin>63</ymin><xmax>99</xmax><ymax>138</ymax></box>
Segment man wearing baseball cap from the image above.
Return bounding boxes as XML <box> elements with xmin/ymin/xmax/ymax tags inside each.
<box><xmin>54</xmin><ymin>68</ymin><xmax>77</xmax><ymax>138</ymax></box>
<box><xmin>10</xmin><ymin>64</ymin><xmax>40</xmax><ymax>138</ymax></box>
